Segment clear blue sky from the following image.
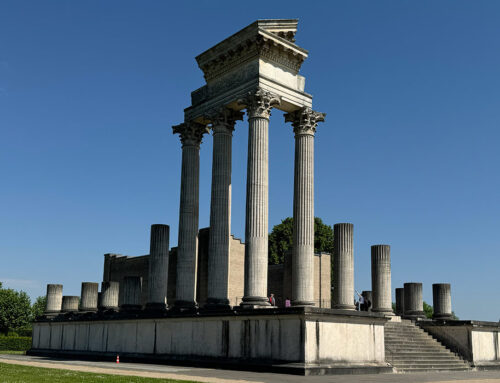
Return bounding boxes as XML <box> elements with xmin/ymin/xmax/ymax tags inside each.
<box><xmin>1</xmin><ymin>1</ymin><xmax>499</xmax><ymax>320</ymax></box>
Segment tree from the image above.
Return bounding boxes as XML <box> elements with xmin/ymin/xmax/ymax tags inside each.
<box><xmin>31</xmin><ymin>296</ymin><xmax>47</xmax><ymax>320</ymax></box>
<box><xmin>0</xmin><ymin>283</ymin><xmax>32</xmax><ymax>334</ymax></box>
<box><xmin>268</xmin><ymin>217</ymin><xmax>334</xmax><ymax>265</ymax></box>
<box><xmin>423</xmin><ymin>301</ymin><xmax>433</xmax><ymax>319</ymax></box>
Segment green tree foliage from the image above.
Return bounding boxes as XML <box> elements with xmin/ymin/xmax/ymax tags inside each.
<box><xmin>268</xmin><ymin>217</ymin><xmax>334</xmax><ymax>265</ymax></box>
<box><xmin>423</xmin><ymin>301</ymin><xmax>433</xmax><ymax>319</ymax></box>
<box><xmin>31</xmin><ymin>296</ymin><xmax>47</xmax><ymax>321</ymax></box>
<box><xmin>0</xmin><ymin>284</ymin><xmax>32</xmax><ymax>335</ymax></box>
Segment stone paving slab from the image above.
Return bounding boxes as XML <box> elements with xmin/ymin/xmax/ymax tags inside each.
<box><xmin>1</xmin><ymin>354</ymin><xmax>500</xmax><ymax>383</ymax></box>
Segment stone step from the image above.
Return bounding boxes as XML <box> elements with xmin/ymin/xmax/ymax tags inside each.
<box><xmin>387</xmin><ymin>354</ymin><xmax>462</xmax><ymax>361</ymax></box>
<box><xmin>386</xmin><ymin>339</ymin><xmax>447</xmax><ymax>347</ymax></box>
<box><xmin>396</xmin><ymin>366</ymin><xmax>470</xmax><ymax>373</ymax></box>
<box><xmin>392</xmin><ymin>362</ymin><xmax>468</xmax><ymax>368</ymax></box>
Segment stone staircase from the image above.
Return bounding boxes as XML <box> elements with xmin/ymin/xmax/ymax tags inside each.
<box><xmin>385</xmin><ymin>319</ymin><xmax>470</xmax><ymax>372</ymax></box>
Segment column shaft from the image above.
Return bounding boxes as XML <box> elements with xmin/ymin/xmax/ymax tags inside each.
<box><xmin>61</xmin><ymin>296</ymin><xmax>79</xmax><ymax>312</ymax></box>
<box><xmin>121</xmin><ymin>276</ymin><xmax>142</xmax><ymax>311</ymax></box>
<box><xmin>371</xmin><ymin>245</ymin><xmax>393</xmax><ymax>314</ymax></box>
<box><xmin>243</xmin><ymin>116</ymin><xmax>270</xmax><ymax>305</ymax></box>
<box><xmin>207</xmin><ymin>123</ymin><xmax>234</xmax><ymax>308</ymax></box>
<box><xmin>433</xmin><ymin>283</ymin><xmax>452</xmax><ymax>319</ymax></box>
<box><xmin>404</xmin><ymin>282</ymin><xmax>425</xmax><ymax>318</ymax></box>
<box><xmin>291</xmin><ymin>133</ymin><xmax>315</xmax><ymax>306</ymax></box>
<box><xmin>100</xmin><ymin>281</ymin><xmax>119</xmax><ymax>310</ymax></box>
<box><xmin>395</xmin><ymin>287</ymin><xmax>405</xmax><ymax>316</ymax></box>
<box><xmin>45</xmin><ymin>284</ymin><xmax>63</xmax><ymax>314</ymax></box>
<box><xmin>147</xmin><ymin>224</ymin><xmax>170</xmax><ymax>310</ymax></box>
<box><xmin>333</xmin><ymin>223</ymin><xmax>355</xmax><ymax>309</ymax></box>
<box><xmin>80</xmin><ymin>282</ymin><xmax>98</xmax><ymax>311</ymax></box>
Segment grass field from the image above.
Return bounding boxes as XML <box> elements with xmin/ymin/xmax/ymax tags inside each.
<box><xmin>0</xmin><ymin>350</ymin><xmax>26</xmax><ymax>354</ymax></box>
<box><xmin>0</xmin><ymin>363</ymin><xmax>201</xmax><ymax>383</ymax></box>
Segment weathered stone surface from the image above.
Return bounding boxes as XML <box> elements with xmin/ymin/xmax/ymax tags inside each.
<box><xmin>395</xmin><ymin>287</ymin><xmax>405</xmax><ymax>316</ymax></box>
<box><xmin>332</xmin><ymin>223</ymin><xmax>355</xmax><ymax>310</ymax></box>
<box><xmin>120</xmin><ymin>276</ymin><xmax>142</xmax><ymax>311</ymax></box>
<box><xmin>80</xmin><ymin>282</ymin><xmax>98</xmax><ymax>312</ymax></box>
<box><xmin>433</xmin><ymin>283</ymin><xmax>453</xmax><ymax>319</ymax></box>
<box><xmin>206</xmin><ymin>108</ymin><xmax>243</xmax><ymax>309</ymax></box>
<box><xmin>371</xmin><ymin>245</ymin><xmax>392</xmax><ymax>314</ymax></box>
<box><xmin>285</xmin><ymin>107</ymin><xmax>325</xmax><ymax>307</ymax></box>
<box><xmin>45</xmin><ymin>284</ymin><xmax>63</xmax><ymax>314</ymax></box>
<box><xmin>100</xmin><ymin>281</ymin><xmax>119</xmax><ymax>310</ymax></box>
<box><xmin>173</xmin><ymin>121</ymin><xmax>209</xmax><ymax>309</ymax></box>
<box><xmin>147</xmin><ymin>224</ymin><xmax>170</xmax><ymax>310</ymax></box>
<box><xmin>403</xmin><ymin>282</ymin><xmax>425</xmax><ymax>319</ymax></box>
<box><xmin>61</xmin><ymin>296</ymin><xmax>79</xmax><ymax>313</ymax></box>
<box><xmin>240</xmin><ymin>89</ymin><xmax>279</xmax><ymax>307</ymax></box>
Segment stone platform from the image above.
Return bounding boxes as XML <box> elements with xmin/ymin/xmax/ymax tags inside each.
<box><xmin>29</xmin><ymin>307</ymin><xmax>392</xmax><ymax>376</ymax></box>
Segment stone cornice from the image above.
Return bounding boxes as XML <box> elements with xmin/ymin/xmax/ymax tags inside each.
<box><xmin>238</xmin><ymin>88</ymin><xmax>281</xmax><ymax>119</ymax></box>
<box><xmin>206</xmin><ymin>107</ymin><xmax>244</xmax><ymax>134</ymax></box>
<box><xmin>284</xmin><ymin>107</ymin><xmax>326</xmax><ymax>136</ymax></box>
<box><xmin>172</xmin><ymin>121</ymin><xmax>209</xmax><ymax>147</ymax></box>
<box><xmin>196</xmin><ymin>21</ymin><xmax>308</xmax><ymax>82</ymax></box>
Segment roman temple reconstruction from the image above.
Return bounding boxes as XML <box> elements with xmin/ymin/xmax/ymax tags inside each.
<box><xmin>29</xmin><ymin>20</ymin><xmax>500</xmax><ymax>375</ymax></box>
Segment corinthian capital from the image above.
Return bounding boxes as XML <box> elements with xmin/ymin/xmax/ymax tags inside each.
<box><xmin>238</xmin><ymin>88</ymin><xmax>281</xmax><ymax>119</ymax></box>
<box><xmin>172</xmin><ymin>121</ymin><xmax>209</xmax><ymax>147</ymax></box>
<box><xmin>206</xmin><ymin>107</ymin><xmax>244</xmax><ymax>135</ymax></box>
<box><xmin>284</xmin><ymin>107</ymin><xmax>326</xmax><ymax>136</ymax></box>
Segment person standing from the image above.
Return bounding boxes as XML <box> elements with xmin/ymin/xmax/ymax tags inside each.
<box><xmin>269</xmin><ymin>293</ymin><xmax>276</xmax><ymax>306</ymax></box>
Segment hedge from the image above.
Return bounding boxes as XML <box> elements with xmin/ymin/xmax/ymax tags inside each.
<box><xmin>0</xmin><ymin>336</ymin><xmax>31</xmax><ymax>351</ymax></box>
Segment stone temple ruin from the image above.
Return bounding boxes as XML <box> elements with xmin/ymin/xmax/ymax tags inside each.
<box><xmin>30</xmin><ymin>19</ymin><xmax>500</xmax><ymax>375</ymax></box>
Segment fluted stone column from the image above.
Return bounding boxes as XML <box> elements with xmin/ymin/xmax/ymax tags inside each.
<box><xmin>44</xmin><ymin>284</ymin><xmax>62</xmax><ymax>314</ymax></box>
<box><xmin>80</xmin><ymin>282</ymin><xmax>98</xmax><ymax>312</ymax></box>
<box><xmin>146</xmin><ymin>224</ymin><xmax>170</xmax><ymax>310</ymax></box>
<box><xmin>395</xmin><ymin>287</ymin><xmax>405</xmax><ymax>316</ymax></box>
<box><xmin>61</xmin><ymin>296</ymin><xmax>79</xmax><ymax>312</ymax></box>
<box><xmin>332</xmin><ymin>223</ymin><xmax>355</xmax><ymax>310</ymax></box>
<box><xmin>120</xmin><ymin>276</ymin><xmax>142</xmax><ymax>311</ymax></box>
<box><xmin>404</xmin><ymin>282</ymin><xmax>425</xmax><ymax>319</ymax></box>
<box><xmin>205</xmin><ymin>108</ymin><xmax>243</xmax><ymax>309</ymax></box>
<box><xmin>285</xmin><ymin>107</ymin><xmax>325</xmax><ymax>307</ymax></box>
<box><xmin>173</xmin><ymin>121</ymin><xmax>208</xmax><ymax>309</ymax></box>
<box><xmin>239</xmin><ymin>89</ymin><xmax>280</xmax><ymax>307</ymax></box>
<box><xmin>371</xmin><ymin>245</ymin><xmax>393</xmax><ymax>314</ymax></box>
<box><xmin>433</xmin><ymin>283</ymin><xmax>453</xmax><ymax>319</ymax></box>
<box><xmin>100</xmin><ymin>281</ymin><xmax>119</xmax><ymax>310</ymax></box>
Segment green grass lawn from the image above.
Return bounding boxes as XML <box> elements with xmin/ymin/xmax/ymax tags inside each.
<box><xmin>0</xmin><ymin>363</ymin><xmax>201</xmax><ymax>383</ymax></box>
<box><xmin>0</xmin><ymin>350</ymin><xmax>26</xmax><ymax>355</ymax></box>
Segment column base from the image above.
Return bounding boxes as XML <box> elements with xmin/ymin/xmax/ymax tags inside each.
<box><xmin>98</xmin><ymin>306</ymin><xmax>119</xmax><ymax>312</ymax></box>
<box><xmin>145</xmin><ymin>302</ymin><xmax>168</xmax><ymax>312</ymax></box>
<box><xmin>333</xmin><ymin>304</ymin><xmax>356</xmax><ymax>310</ymax></box>
<box><xmin>240</xmin><ymin>296</ymin><xmax>270</xmax><ymax>308</ymax></box>
<box><xmin>204</xmin><ymin>298</ymin><xmax>232</xmax><ymax>311</ymax></box>
<box><xmin>120</xmin><ymin>304</ymin><xmax>142</xmax><ymax>312</ymax></box>
<box><xmin>171</xmin><ymin>300</ymin><xmax>198</xmax><ymax>314</ymax></box>
<box><xmin>372</xmin><ymin>308</ymin><xmax>394</xmax><ymax>315</ymax></box>
<box><xmin>291</xmin><ymin>300</ymin><xmax>315</xmax><ymax>307</ymax></box>
<box><xmin>432</xmin><ymin>313</ymin><xmax>453</xmax><ymax>320</ymax></box>
<box><xmin>403</xmin><ymin>310</ymin><xmax>426</xmax><ymax>319</ymax></box>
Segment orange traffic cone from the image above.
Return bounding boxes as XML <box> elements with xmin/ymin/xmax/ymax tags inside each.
<box><xmin>116</xmin><ymin>355</ymin><xmax>120</xmax><ymax>364</ymax></box>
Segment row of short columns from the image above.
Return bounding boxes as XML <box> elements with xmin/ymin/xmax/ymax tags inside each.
<box><xmin>173</xmin><ymin>87</ymin><xmax>325</xmax><ymax>309</ymax></box>
<box><xmin>44</xmin><ymin>224</ymin><xmax>170</xmax><ymax>315</ymax></box>
<box><xmin>395</xmin><ymin>282</ymin><xmax>453</xmax><ymax>319</ymax></box>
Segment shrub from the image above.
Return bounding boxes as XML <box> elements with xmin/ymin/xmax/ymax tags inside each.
<box><xmin>0</xmin><ymin>336</ymin><xmax>31</xmax><ymax>351</ymax></box>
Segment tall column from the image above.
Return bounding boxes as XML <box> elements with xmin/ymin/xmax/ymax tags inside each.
<box><xmin>371</xmin><ymin>245</ymin><xmax>393</xmax><ymax>314</ymax></box>
<box><xmin>146</xmin><ymin>224</ymin><xmax>170</xmax><ymax>310</ymax></box>
<box><xmin>239</xmin><ymin>89</ymin><xmax>280</xmax><ymax>307</ymax></box>
<box><xmin>100</xmin><ymin>281</ymin><xmax>119</xmax><ymax>310</ymax></box>
<box><xmin>404</xmin><ymin>282</ymin><xmax>425</xmax><ymax>319</ymax></box>
<box><xmin>285</xmin><ymin>107</ymin><xmax>325</xmax><ymax>307</ymax></box>
<box><xmin>395</xmin><ymin>287</ymin><xmax>405</xmax><ymax>316</ymax></box>
<box><xmin>433</xmin><ymin>283</ymin><xmax>453</xmax><ymax>319</ymax></box>
<box><xmin>120</xmin><ymin>276</ymin><xmax>142</xmax><ymax>311</ymax></box>
<box><xmin>206</xmin><ymin>108</ymin><xmax>243</xmax><ymax>309</ymax></box>
<box><xmin>61</xmin><ymin>296</ymin><xmax>79</xmax><ymax>313</ymax></box>
<box><xmin>173</xmin><ymin>121</ymin><xmax>209</xmax><ymax>309</ymax></box>
<box><xmin>44</xmin><ymin>284</ymin><xmax>63</xmax><ymax>314</ymax></box>
<box><xmin>332</xmin><ymin>223</ymin><xmax>355</xmax><ymax>310</ymax></box>
<box><xmin>80</xmin><ymin>282</ymin><xmax>98</xmax><ymax>312</ymax></box>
